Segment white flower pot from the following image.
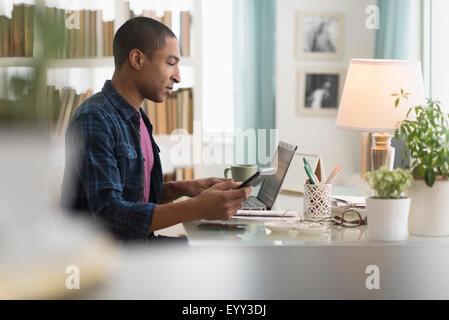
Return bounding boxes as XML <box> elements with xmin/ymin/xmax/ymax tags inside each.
<box><xmin>408</xmin><ymin>179</ymin><xmax>449</xmax><ymax>236</ymax></box>
<box><xmin>366</xmin><ymin>197</ymin><xmax>411</xmax><ymax>241</ymax></box>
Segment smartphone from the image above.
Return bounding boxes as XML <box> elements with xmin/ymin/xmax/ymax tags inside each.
<box><xmin>198</xmin><ymin>222</ymin><xmax>248</xmax><ymax>230</ymax></box>
<box><xmin>236</xmin><ymin>167</ymin><xmax>276</xmax><ymax>189</ymax></box>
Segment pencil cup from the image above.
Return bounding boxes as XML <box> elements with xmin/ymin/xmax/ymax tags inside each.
<box><xmin>303</xmin><ymin>183</ymin><xmax>332</xmax><ymax>219</ymax></box>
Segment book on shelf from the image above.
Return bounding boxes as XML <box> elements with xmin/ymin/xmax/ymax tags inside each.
<box><xmin>47</xmin><ymin>85</ymin><xmax>56</xmax><ymax>131</ymax></box>
<box><xmin>0</xmin><ymin>4</ymin><xmax>34</xmax><ymax>57</ymax></box>
<box><xmin>0</xmin><ymin>5</ymin><xmax>193</xmax><ymax>59</ymax></box>
<box><xmin>11</xmin><ymin>4</ymin><xmax>25</xmax><ymax>57</ymax></box>
<box><xmin>52</xmin><ymin>87</ymin><xmax>93</xmax><ymax>135</ymax></box>
<box><xmin>164</xmin><ymin>167</ymin><xmax>194</xmax><ymax>182</ymax></box>
<box><xmin>163</xmin><ymin>172</ymin><xmax>174</xmax><ymax>182</ymax></box>
<box><xmin>142</xmin><ymin>88</ymin><xmax>193</xmax><ymax>135</ymax></box>
<box><xmin>83</xmin><ymin>10</ymin><xmax>89</xmax><ymax>58</ymax></box>
<box><xmin>0</xmin><ymin>15</ymin><xmax>10</xmax><ymax>56</ymax></box>
<box><xmin>180</xmin><ymin>11</ymin><xmax>191</xmax><ymax>57</ymax></box>
<box><xmin>104</xmin><ymin>20</ymin><xmax>114</xmax><ymax>57</ymax></box>
<box><xmin>127</xmin><ymin>8</ymin><xmax>172</xmax><ymax>29</ymax></box>
<box><xmin>183</xmin><ymin>167</ymin><xmax>194</xmax><ymax>180</ymax></box>
<box><xmin>95</xmin><ymin>10</ymin><xmax>104</xmax><ymax>57</ymax></box>
<box><xmin>76</xmin><ymin>9</ymin><xmax>84</xmax><ymax>58</ymax></box>
<box><xmin>60</xmin><ymin>88</ymin><xmax>76</xmax><ymax>134</ymax></box>
<box><xmin>155</xmin><ymin>98</ymin><xmax>167</xmax><ymax>135</ymax></box>
<box><xmin>55</xmin><ymin>87</ymin><xmax>70</xmax><ymax>134</ymax></box>
<box><xmin>175</xmin><ymin>167</ymin><xmax>184</xmax><ymax>181</ymax></box>
<box><xmin>23</xmin><ymin>5</ymin><xmax>34</xmax><ymax>57</ymax></box>
<box><xmin>41</xmin><ymin>7</ymin><xmax>113</xmax><ymax>58</ymax></box>
<box><xmin>67</xmin><ymin>10</ymin><xmax>76</xmax><ymax>58</ymax></box>
<box><xmin>162</xmin><ymin>11</ymin><xmax>172</xmax><ymax>29</ymax></box>
<box><xmin>90</xmin><ymin>10</ymin><xmax>96</xmax><ymax>57</ymax></box>
<box><xmin>166</xmin><ymin>95</ymin><xmax>173</xmax><ymax>134</ymax></box>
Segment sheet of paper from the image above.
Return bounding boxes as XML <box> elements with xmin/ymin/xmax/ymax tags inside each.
<box><xmin>331</xmin><ymin>195</ymin><xmax>366</xmax><ymax>205</ymax></box>
<box><xmin>235</xmin><ymin>210</ymin><xmax>299</xmax><ymax>217</ymax></box>
<box><xmin>231</xmin><ymin>216</ymin><xmax>299</xmax><ymax>222</ymax></box>
<box><xmin>282</xmin><ymin>153</ymin><xmax>321</xmax><ymax>193</ymax></box>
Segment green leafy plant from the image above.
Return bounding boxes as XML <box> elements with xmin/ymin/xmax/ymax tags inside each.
<box><xmin>393</xmin><ymin>90</ymin><xmax>449</xmax><ymax>187</ymax></box>
<box><xmin>365</xmin><ymin>166</ymin><xmax>413</xmax><ymax>199</ymax></box>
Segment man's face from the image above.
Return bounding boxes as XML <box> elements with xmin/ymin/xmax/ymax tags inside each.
<box><xmin>137</xmin><ymin>37</ymin><xmax>181</xmax><ymax>103</ymax></box>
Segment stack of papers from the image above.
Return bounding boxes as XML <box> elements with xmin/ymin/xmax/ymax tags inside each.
<box><xmin>232</xmin><ymin>210</ymin><xmax>299</xmax><ymax>221</ymax></box>
<box><xmin>331</xmin><ymin>196</ymin><xmax>366</xmax><ymax>209</ymax></box>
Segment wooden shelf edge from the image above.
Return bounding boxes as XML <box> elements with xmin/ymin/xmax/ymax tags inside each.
<box><xmin>0</xmin><ymin>57</ymin><xmax>34</xmax><ymax>67</ymax></box>
<box><xmin>0</xmin><ymin>56</ymin><xmax>195</xmax><ymax>68</ymax></box>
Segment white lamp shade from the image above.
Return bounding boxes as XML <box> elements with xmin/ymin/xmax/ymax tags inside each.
<box><xmin>336</xmin><ymin>59</ymin><xmax>425</xmax><ymax>132</ymax></box>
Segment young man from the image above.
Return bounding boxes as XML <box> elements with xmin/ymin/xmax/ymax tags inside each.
<box><xmin>61</xmin><ymin>17</ymin><xmax>252</xmax><ymax>241</ymax></box>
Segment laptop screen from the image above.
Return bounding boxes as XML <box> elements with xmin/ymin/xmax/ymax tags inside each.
<box><xmin>257</xmin><ymin>141</ymin><xmax>298</xmax><ymax>209</ymax></box>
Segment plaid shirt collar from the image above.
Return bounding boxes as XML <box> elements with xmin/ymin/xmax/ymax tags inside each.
<box><xmin>102</xmin><ymin>80</ymin><xmax>140</xmax><ymax>121</ymax></box>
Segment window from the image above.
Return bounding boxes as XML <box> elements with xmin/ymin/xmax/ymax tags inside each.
<box><xmin>425</xmin><ymin>0</ymin><xmax>449</xmax><ymax>110</ymax></box>
<box><xmin>201</xmin><ymin>0</ymin><xmax>234</xmax><ymax>133</ymax></box>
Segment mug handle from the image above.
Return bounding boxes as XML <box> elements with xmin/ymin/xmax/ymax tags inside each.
<box><xmin>224</xmin><ymin>167</ymin><xmax>231</xmax><ymax>179</ymax></box>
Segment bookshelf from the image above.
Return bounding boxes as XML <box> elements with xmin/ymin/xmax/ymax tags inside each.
<box><xmin>0</xmin><ymin>56</ymin><xmax>196</xmax><ymax>68</ymax></box>
<box><xmin>0</xmin><ymin>0</ymin><xmax>202</xmax><ymax>177</ymax></box>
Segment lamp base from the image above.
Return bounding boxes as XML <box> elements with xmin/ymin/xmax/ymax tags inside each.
<box><xmin>371</xmin><ymin>132</ymin><xmax>395</xmax><ymax>171</ymax></box>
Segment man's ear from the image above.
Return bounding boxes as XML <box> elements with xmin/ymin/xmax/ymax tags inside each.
<box><xmin>128</xmin><ymin>49</ymin><xmax>144</xmax><ymax>71</ymax></box>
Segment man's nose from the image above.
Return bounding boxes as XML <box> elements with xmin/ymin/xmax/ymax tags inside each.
<box><xmin>172</xmin><ymin>65</ymin><xmax>181</xmax><ymax>84</ymax></box>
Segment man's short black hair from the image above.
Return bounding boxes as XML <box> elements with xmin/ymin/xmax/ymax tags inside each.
<box><xmin>113</xmin><ymin>17</ymin><xmax>177</xmax><ymax>69</ymax></box>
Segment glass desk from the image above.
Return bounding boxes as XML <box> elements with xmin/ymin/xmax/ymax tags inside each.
<box><xmin>184</xmin><ymin>189</ymin><xmax>449</xmax><ymax>247</ymax></box>
<box><xmin>92</xmin><ymin>187</ymin><xmax>449</xmax><ymax>300</ymax></box>
<box><xmin>156</xmin><ymin>189</ymin><xmax>449</xmax><ymax>299</ymax></box>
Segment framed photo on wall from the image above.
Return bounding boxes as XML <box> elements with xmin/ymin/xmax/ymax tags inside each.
<box><xmin>296</xmin><ymin>11</ymin><xmax>344</xmax><ymax>60</ymax></box>
<box><xmin>297</xmin><ymin>68</ymin><xmax>345</xmax><ymax>116</ymax></box>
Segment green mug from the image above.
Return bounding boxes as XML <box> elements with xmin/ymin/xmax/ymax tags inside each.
<box><xmin>224</xmin><ymin>165</ymin><xmax>258</xmax><ymax>182</ymax></box>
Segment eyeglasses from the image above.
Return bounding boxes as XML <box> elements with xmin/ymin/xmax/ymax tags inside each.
<box><xmin>331</xmin><ymin>208</ymin><xmax>367</xmax><ymax>227</ymax></box>
<box><xmin>304</xmin><ymin>208</ymin><xmax>367</xmax><ymax>228</ymax></box>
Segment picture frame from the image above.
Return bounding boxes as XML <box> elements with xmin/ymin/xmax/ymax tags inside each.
<box><xmin>297</xmin><ymin>68</ymin><xmax>345</xmax><ymax>116</ymax></box>
<box><xmin>296</xmin><ymin>11</ymin><xmax>345</xmax><ymax>60</ymax></box>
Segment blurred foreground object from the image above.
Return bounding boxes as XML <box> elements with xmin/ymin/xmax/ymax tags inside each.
<box><xmin>0</xmin><ymin>132</ymin><xmax>119</xmax><ymax>299</ymax></box>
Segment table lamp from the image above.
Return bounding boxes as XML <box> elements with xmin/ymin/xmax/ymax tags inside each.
<box><xmin>336</xmin><ymin>59</ymin><xmax>425</xmax><ymax>171</ymax></box>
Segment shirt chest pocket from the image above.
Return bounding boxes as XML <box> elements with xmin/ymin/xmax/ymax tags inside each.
<box><xmin>115</xmin><ymin>144</ymin><xmax>138</xmax><ymax>183</ymax></box>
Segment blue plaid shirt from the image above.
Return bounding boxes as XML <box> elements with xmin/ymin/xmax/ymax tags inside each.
<box><xmin>61</xmin><ymin>80</ymin><xmax>163</xmax><ymax>241</ymax></box>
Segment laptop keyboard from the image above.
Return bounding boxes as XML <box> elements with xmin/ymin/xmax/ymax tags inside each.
<box><xmin>242</xmin><ymin>197</ymin><xmax>266</xmax><ymax>209</ymax></box>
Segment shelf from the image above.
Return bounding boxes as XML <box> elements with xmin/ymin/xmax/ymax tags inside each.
<box><xmin>0</xmin><ymin>56</ymin><xmax>195</xmax><ymax>69</ymax></box>
<box><xmin>0</xmin><ymin>57</ymin><xmax>34</xmax><ymax>67</ymax></box>
<box><xmin>0</xmin><ymin>57</ymin><xmax>115</xmax><ymax>68</ymax></box>
<box><xmin>46</xmin><ymin>57</ymin><xmax>115</xmax><ymax>69</ymax></box>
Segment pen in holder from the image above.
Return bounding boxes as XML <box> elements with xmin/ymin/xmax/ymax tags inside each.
<box><xmin>303</xmin><ymin>181</ymin><xmax>331</xmax><ymax>220</ymax></box>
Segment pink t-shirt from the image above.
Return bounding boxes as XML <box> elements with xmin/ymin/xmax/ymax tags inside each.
<box><xmin>139</xmin><ymin>111</ymin><xmax>154</xmax><ymax>202</ymax></box>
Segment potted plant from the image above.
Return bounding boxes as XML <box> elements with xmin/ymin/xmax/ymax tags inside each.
<box><xmin>394</xmin><ymin>91</ymin><xmax>449</xmax><ymax>236</ymax></box>
<box><xmin>365</xmin><ymin>166</ymin><xmax>413</xmax><ymax>241</ymax></box>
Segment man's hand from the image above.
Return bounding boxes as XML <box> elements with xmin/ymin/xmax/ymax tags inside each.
<box><xmin>189</xmin><ymin>180</ymin><xmax>252</xmax><ymax>221</ymax></box>
<box><xmin>161</xmin><ymin>177</ymin><xmax>230</xmax><ymax>204</ymax></box>
<box><xmin>183</xmin><ymin>177</ymin><xmax>231</xmax><ymax>198</ymax></box>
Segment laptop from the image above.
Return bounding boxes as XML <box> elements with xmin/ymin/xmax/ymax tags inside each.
<box><xmin>241</xmin><ymin>141</ymin><xmax>298</xmax><ymax>210</ymax></box>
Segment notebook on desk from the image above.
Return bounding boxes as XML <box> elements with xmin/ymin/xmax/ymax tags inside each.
<box><xmin>234</xmin><ymin>209</ymin><xmax>299</xmax><ymax>218</ymax></box>
<box><xmin>232</xmin><ymin>210</ymin><xmax>299</xmax><ymax>222</ymax></box>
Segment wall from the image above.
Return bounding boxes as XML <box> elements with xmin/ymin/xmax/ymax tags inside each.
<box><xmin>430</xmin><ymin>0</ymin><xmax>449</xmax><ymax>111</ymax></box>
<box><xmin>276</xmin><ymin>0</ymin><xmax>376</xmax><ymax>184</ymax></box>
